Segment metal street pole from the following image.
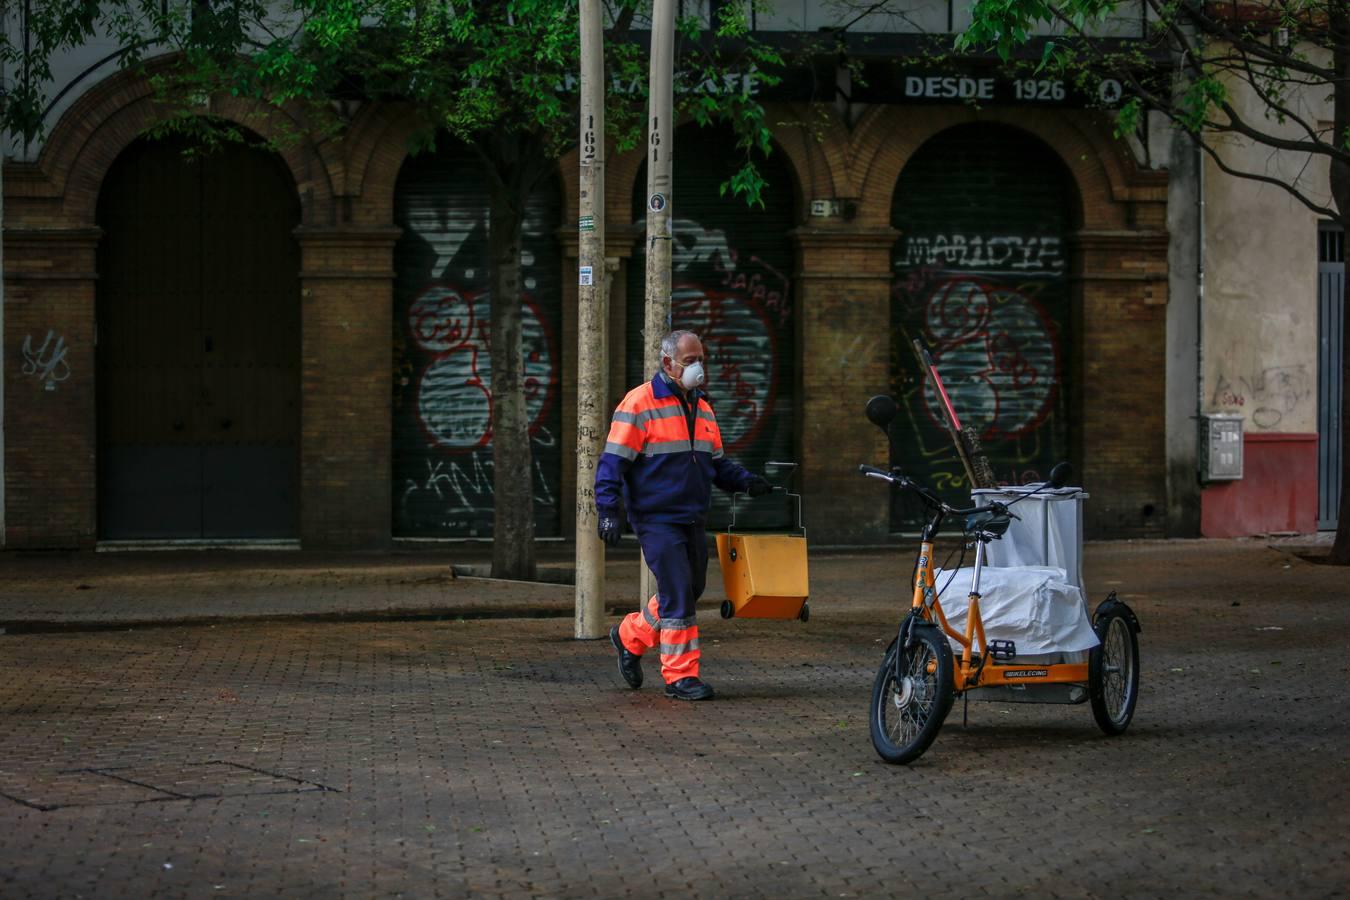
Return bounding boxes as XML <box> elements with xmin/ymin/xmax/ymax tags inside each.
<box><xmin>639</xmin><ymin>0</ymin><xmax>675</xmax><ymax>606</ymax></box>
<box><xmin>574</xmin><ymin>0</ymin><xmax>608</xmax><ymax>639</ymax></box>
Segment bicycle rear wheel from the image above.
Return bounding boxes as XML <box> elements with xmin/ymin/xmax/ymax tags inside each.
<box><xmin>1089</xmin><ymin>601</ymin><xmax>1140</xmax><ymax>734</ymax></box>
<box><xmin>869</xmin><ymin>624</ymin><xmax>954</xmax><ymax>764</ymax></box>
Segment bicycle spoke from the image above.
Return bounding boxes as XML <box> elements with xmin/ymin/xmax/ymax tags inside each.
<box><xmin>884</xmin><ymin>644</ymin><xmax>939</xmax><ymax>744</ymax></box>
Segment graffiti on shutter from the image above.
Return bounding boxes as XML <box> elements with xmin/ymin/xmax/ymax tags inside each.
<box><xmin>628</xmin><ymin>126</ymin><xmax>797</xmax><ymax>530</ymax></box>
<box><xmin>393</xmin><ymin>147</ymin><xmax>563</xmax><ymax>537</ymax></box>
<box><xmin>890</xmin><ymin>124</ymin><xmax>1074</xmax><ymax>528</ymax></box>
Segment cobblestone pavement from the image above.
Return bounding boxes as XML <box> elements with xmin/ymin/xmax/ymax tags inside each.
<box><xmin>0</xmin><ymin>549</ymin><xmax>575</xmax><ymax>628</ymax></box>
<box><xmin>1</xmin><ymin>539</ymin><xmax>1347</xmax><ymax>897</ymax></box>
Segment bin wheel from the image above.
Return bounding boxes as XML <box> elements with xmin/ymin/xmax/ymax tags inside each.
<box><xmin>720</xmin><ymin>600</ymin><xmax>734</xmax><ymax>619</ymax></box>
<box><xmin>1089</xmin><ymin>600</ymin><xmax>1140</xmax><ymax>735</ymax></box>
<box><xmin>798</xmin><ymin>602</ymin><xmax>810</xmax><ymax>622</ymax></box>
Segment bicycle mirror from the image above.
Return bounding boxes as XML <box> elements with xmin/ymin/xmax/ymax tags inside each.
<box><xmin>864</xmin><ymin>395</ymin><xmax>898</xmax><ymax>433</ymax></box>
<box><xmin>1048</xmin><ymin>461</ymin><xmax>1073</xmax><ymax>489</ymax></box>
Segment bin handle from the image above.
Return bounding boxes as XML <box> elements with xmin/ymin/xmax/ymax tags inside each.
<box><xmin>728</xmin><ymin>485</ymin><xmax>806</xmax><ymax>538</ymax></box>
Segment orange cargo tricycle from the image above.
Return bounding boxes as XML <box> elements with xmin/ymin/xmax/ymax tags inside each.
<box><xmin>858</xmin><ymin>395</ymin><xmax>1141</xmax><ymax>765</ymax></box>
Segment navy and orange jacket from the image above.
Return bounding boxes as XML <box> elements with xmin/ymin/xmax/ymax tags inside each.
<box><xmin>595</xmin><ymin>372</ymin><xmax>754</xmax><ymax>526</ymax></box>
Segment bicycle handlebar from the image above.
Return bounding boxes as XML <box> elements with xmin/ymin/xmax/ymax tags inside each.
<box><xmin>855</xmin><ymin>464</ymin><xmax>1018</xmax><ymax>520</ymax></box>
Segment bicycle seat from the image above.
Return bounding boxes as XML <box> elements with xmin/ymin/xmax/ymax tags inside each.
<box><xmin>965</xmin><ymin>509</ymin><xmax>1011</xmax><ymax>537</ymax></box>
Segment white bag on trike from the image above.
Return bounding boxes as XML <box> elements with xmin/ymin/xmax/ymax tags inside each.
<box><xmin>931</xmin><ymin>565</ymin><xmax>1099</xmax><ymax>657</ymax></box>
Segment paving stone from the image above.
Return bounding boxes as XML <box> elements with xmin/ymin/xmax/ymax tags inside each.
<box><xmin>0</xmin><ymin>540</ymin><xmax>1347</xmax><ymax>896</ymax></box>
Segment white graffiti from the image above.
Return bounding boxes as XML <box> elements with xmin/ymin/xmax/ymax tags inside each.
<box><xmin>400</xmin><ymin>441</ymin><xmax>559</xmax><ymax>533</ymax></box>
<box><xmin>21</xmin><ymin>330</ymin><xmax>72</xmax><ymax>391</ymax></box>
<box><xmin>407</xmin><ymin>284</ymin><xmax>555</xmax><ymax>450</ymax></box>
<box><xmin>405</xmin><ymin>207</ymin><xmax>484</xmax><ymax>288</ymax></box>
<box><xmin>632</xmin><ymin>216</ymin><xmax>736</xmax><ymax>274</ymax></box>
<box><xmin>902</xmin><ymin>233</ymin><xmax>1064</xmax><ymax>272</ymax></box>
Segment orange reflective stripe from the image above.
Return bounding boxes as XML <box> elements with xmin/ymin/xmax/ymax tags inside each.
<box><xmin>660</xmin><ymin>646</ymin><xmax>700</xmax><ymax>682</ymax></box>
<box><xmin>616</xmin><ymin>384</ymin><xmax>656</xmax><ymax>414</ymax></box>
<box><xmin>646</xmin><ymin>417</ymin><xmax>691</xmax><ymax>443</ymax></box>
<box><xmin>610</xmin><ymin>382</ymin><xmax>733</xmax><ymax>461</ymax></box>
<box><xmin>697</xmin><ymin>402</ymin><xmax>724</xmax><ymax>451</ymax></box>
<box><xmin>605</xmin><ymin>420</ymin><xmax>644</xmax><ymax>452</ymax></box>
<box><xmin>619</xmin><ymin>386</ymin><xmax>677</xmax><ymax>414</ymax></box>
<box><xmin>619</xmin><ymin>595</ymin><xmax>661</xmax><ymax>655</ymax></box>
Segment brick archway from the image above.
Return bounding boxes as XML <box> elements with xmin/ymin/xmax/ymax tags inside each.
<box><xmin>336</xmin><ymin>102</ymin><xmax>424</xmax><ymax>226</ymax></box>
<box><xmin>33</xmin><ymin>58</ymin><xmax>335</xmax><ymax>227</ymax></box>
<box><xmin>849</xmin><ymin>105</ymin><xmax>1149</xmax><ymax>232</ymax></box>
<box><xmin>847</xmin><ymin>106</ymin><xmax>1169</xmax><ymax>538</ymax></box>
<box><xmin>2</xmin><ymin>60</ymin><xmax>351</xmax><ymax>549</ymax></box>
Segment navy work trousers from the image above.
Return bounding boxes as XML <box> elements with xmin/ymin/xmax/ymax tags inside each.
<box><xmin>638</xmin><ymin>521</ymin><xmax>708</xmax><ymax>621</ymax></box>
<box><xmin>616</xmin><ymin>521</ymin><xmax>709</xmax><ymax>683</ymax></box>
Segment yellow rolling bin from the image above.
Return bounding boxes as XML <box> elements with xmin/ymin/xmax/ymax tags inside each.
<box><xmin>715</xmin><ymin>468</ymin><xmax>810</xmax><ymax>622</ymax></box>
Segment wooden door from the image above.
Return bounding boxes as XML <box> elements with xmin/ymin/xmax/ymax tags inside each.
<box><xmin>96</xmin><ymin>136</ymin><xmax>300</xmax><ymax>539</ymax></box>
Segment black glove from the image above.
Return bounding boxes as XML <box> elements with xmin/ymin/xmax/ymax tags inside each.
<box><xmin>746</xmin><ymin>476</ymin><xmax>773</xmax><ymax>498</ymax></box>
<box><xmin>597</xmin><ymin>515</ymin><xmax>622</xmax><ymax>547</ymax></box>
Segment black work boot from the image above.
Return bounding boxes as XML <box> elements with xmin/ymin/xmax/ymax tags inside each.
<box><xmin>664</xmin><ymin>677</ymin><xmax>714</xmax><ymax>701</ymax></box>
<box><xmin>610</xmin><ymin>625</ymin><xmax>643</xmax><ymax>689</ymax></box>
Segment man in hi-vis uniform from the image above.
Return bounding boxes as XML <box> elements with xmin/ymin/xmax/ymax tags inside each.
<box><xmin>595</xmin><ymin>330</ymin><xmax>771</xmax><ymax>701</ymax></box>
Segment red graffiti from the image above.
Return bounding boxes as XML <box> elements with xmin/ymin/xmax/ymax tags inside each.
<box><xmin>407</xmin><ymin>283</ymin><xmax>557</xmax><ymax>452</ymax></box>
<box><xmin>671</xmin><ymin>286</ymin><xmax>776</xmax><ymax>452</ymax></box>
<box><xmin>920</xmin><ymin>277</ymin><xmax>1059</xmax><ymax>440</ymax></box>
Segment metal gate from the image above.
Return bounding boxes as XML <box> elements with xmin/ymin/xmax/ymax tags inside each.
<box><xmin>890</xmin><ymin>123</ymin><xmax>1075</xmax><ymax>529</ymax></box>
<box><xmin>96</xmin><ymin>136</ymin><xmax>300</xmax><ymax>540</ymax></box>
<box><xmin>392</xmin><ymin>146</ymin><xmax>563</xmax><ymax>538</ymax></box>
<box><xmin>626</xmin><ymin>125</ymin><xmax>797</xmax><ymax>530</ymax></box>
<box><xmin>1319</xmin><ymin>223</ymin><xmax>1344</xmax><ymax>530</ymax></box>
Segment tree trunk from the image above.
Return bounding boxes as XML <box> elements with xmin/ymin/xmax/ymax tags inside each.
<box><xmin>487</xmin><ymin>178</ymin><xmax>537</xmax><ymax>581</ymax></box>
<box><xmin>1331</xmin><ymin>1</ymin><xmax>1350</xmax><ymax>564</ymax></box>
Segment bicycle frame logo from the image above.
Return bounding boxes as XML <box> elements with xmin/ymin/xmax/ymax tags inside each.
<box><xmin>1004</xmin><ymin>669</ymin><xmax>1049</xmax><ymax>679</ymax></box>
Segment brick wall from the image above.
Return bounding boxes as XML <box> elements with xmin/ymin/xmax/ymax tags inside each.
<box><xmin>1073</xmin><ymin>232</ymin><xmax>1170</xmax><ymax>537</ymax></box>
<box><xmin>793</xmin><ymin>228</ymin><xmax>896</xmax><ymax>542</ymax></box>
<box><xmin>3</xmin><ymin>71</ymin><xmax>1172</xmax><ymax>548</ymax></box>
<box><xmin>3</xmin><ymin>229</ymin><xmax>101</xmax><ymax>547</ymax></box>
<box><xmin>296</xmin><ymin>228</ymin><xmax>399</xmax><ymax>548</ymax></box>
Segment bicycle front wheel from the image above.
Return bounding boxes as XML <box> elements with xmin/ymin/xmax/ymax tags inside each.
<box><xmin>869</xmin><ymin>624</ymin><xmax>954</xmax><ymax>764</ymax></box>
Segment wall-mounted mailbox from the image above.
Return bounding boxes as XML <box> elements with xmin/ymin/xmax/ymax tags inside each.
<box><xmin>1201</xmin><ymin>413</ymin><xmax>1244</xmax><ymax>481</ymax></box>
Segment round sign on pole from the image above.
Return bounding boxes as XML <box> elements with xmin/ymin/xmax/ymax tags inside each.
<box><xmin>648</xmin><ymin>193</ymin><xmax>667</xmax><ymax>213</ymax></box>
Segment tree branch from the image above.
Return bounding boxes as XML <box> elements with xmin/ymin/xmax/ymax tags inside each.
<box><xmin>1199</xmin><ymin>134</ymin><xmax>1340</xmax><ymax>219</ymax></box>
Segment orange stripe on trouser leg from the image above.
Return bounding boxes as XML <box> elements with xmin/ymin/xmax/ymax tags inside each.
<box><xmin>618</xmin><ymin>595</ymin><xmax>660</xmax><ymax>655</ymax></box>
<box><xmin>659</xmin><ymin>624</ymin><xmax>700</xmax><ymax>683</ymax></box>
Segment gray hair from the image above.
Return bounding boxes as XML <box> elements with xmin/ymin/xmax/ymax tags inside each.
<box><xmin>661</xmin><ymin>330</ymin><xmax>700</xmax><ymax>360</ymax></box>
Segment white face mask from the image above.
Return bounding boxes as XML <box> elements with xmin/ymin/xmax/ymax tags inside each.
<box><xmin>677</xmin><ymin>361</ymin><xmax>705</xmax><ymax>390</ymax></box>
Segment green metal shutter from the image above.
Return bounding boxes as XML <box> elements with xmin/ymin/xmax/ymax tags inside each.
<box><xmin>393</xmin><ymin>147</ymin><xmax>563</xmax><ymax>537</ymax></box>
<box><xmin>890</xmin><ymin>123</ymin><xmax>1074</xmax><ymax>529</ymax></box>
<box><xmin>627</xmin><ymin>126</ymin><xmax>798</xmax><ymax>530</ymax></box>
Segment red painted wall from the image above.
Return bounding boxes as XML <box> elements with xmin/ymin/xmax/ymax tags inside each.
<box><xmin>1200</xmin><ymin>433</ymin><xmax>1319</xmax><ymax>537</ymax></box>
